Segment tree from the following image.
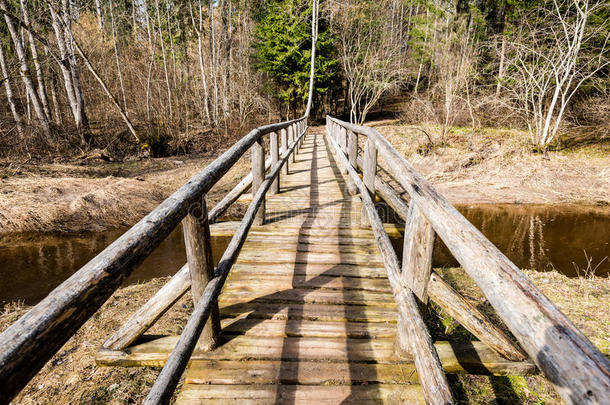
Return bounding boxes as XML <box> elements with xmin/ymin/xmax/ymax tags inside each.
<box><xmin>254</xmin><ymin>0</ymin><xmax>338</xmax><ymax>119</ymax></box>
<box><xmin>503</xmin><ymin>0</ymin><xmax>610</xmax><ymax>148</ymax></box>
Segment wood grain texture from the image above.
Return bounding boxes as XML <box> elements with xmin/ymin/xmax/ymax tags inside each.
<box><xmin>402</xmin><ymin>202</ymin><xmax>435</xmax><ymax>303</ymax></box>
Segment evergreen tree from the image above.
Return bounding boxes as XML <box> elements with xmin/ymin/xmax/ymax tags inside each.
<box><xmin>253</xmin><ymin>0</ymin><xmax>338</xmax><ymax>118</ymax></box>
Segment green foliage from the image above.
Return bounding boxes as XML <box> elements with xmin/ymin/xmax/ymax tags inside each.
<box><xmin>253</xmin><ymin>0</ymin><xmax>339</xmax><ymax>114</ymax></box>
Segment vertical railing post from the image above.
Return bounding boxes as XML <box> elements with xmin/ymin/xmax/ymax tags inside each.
<box><xmin>401</xmin><ymin>202</ymin><xmax>436</xmax><ymax>303</ymax></box>
<box><xmin>288</xmin><ymin>124</ymin><xmax>295</xmax><ymax>163</ymax></box>
<box><xmin>341</xmin><ymin>127</ymin><xmax>348</xmax><ymax>154</ymax></box>
<box><xmin>270</xmin><ymin>131</ymin><xmax>280</xmax><ymax>195</ymax></box>
<box><xmin>361</xmin><ymin>137</ymin><xmax>377</xmax><ymax>226</ymax></box>
<box><xmin>182</xmin><ymin>196</ymin><xmax>220</xmax><ymax>351</ymax></box>
<box><xmin>280</xmin><ymin>128</ymin><xmax>288</xmax><ymax>175</ymax></box>
<box><xmin>348</xmin><ymin>130</ymin><xmax>358</xmax><ymax>168</ymax></box>
<box><xmin>252</xmin><ymin>137</ymin><xmax>265</xmax><ymax>225</ymax></box>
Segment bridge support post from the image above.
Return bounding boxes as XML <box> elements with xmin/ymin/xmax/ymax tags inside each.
<box><xmin>401</xmin><ymin>203</ymin><xmax>435</xmax><ymax>303</ymax></box>
<box><xmin>252</xmin><ymin>138</ymin><xmax>265</xmax><ymax>225</ymax></box>
<box><xmin>361</xmin><ymin>137</ymin><xmax>377</xmax><ymax>227</ymax></box>
<box><xmin>341</xmin><ymin>127</ymin><xmax>348</xmax><ymax>154</ymax></box>
<box><xmin>288</xmin><ymin>125</ymin><xmax>296</xmax><ymax>163</ymax></box>
<box><xmin>270</xmin><ymin>131</ymin><xmax>280</xmax><ymax>194</ymax></box>
<box><xmin>182</xmin><ymin>196</ymin><xmax>220</xmax><ymax>351</ymax></box>
<box><xmin>280</xmin><ymin>128</ymin><xmax>288</xmax><ymax>175</ymax></box>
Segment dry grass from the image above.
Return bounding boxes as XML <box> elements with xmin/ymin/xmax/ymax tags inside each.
<box><xmin>431</xmin><ymin>267</ymin><xmax>610</xmax><ymax>404</ymax></box>
<box><xmin>0</xmin><ymin>152</ymin><xmax>251</xmax><ymax>234</ymax></box>
<box><xmin>371</xmin><ymin>121</ymin><xmax>610</xmax><ymax>206</ymax></box>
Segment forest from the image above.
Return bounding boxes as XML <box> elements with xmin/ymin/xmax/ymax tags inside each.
<box><xmin>0</xmin><ymin>0</ymin><xmax>608</xmax><ymax>158</ymax></box>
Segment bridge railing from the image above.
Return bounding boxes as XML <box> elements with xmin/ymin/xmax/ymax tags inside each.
<box><xmin>0</xmin><ymin>116</ymin><xmax>308</xmax><ymax>403</ymax></box>
<box><xmin>325</xmin><ymin>115</ymin><xmax>609</xmax><ymax>405</ymax></box>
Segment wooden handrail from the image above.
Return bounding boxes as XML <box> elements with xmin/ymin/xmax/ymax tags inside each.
<box><xmin>327</xmin><ymin>116</ymin><xmax>610</xmax><ymax>405</ymax></box>
<box><xmin>143</xmin><ymin>123</ymin><xmax>308</xmax><ymax>404</ymax></box>
<box><xmin>0</xmin><ymin>116</ymin><xmax>307</xmax><ymax>403</ymax></box>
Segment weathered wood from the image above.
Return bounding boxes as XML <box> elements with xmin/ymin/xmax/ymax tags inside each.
<box><xmin>288</xmin><ymin>124</ymin><xmax>295</xmax><ymax>163</ymax></box>
<box><xmin>176</xmin><ymin>383</ymin><xmax>424</xmax><ymax>404</ymax></box>
<box><xmin>102</xmin><ymin>265</ymin><xmax>191</xmax><ymax>350</ymax></box>
<box><xmin>251</xmin><ymin>138</ymin><xmax>265</xmax><ymax>226</ymax></box>
<box><xmin>143</xmin><ymin>124</ymin><xmax>306</xmax><ymax>405</ymax></box>
<box><xmin>348</xmin><ymin>130</ymin><xmax>358</xmax><ymax>167</ymax></box>
<box><xmin>98</xmin><ymin>336</ymin><xmax>534</xmax><ymax>376</ymax></box>
<box><xmin>0</xmin><ymin>116</ymin><xmax>305</xmax><ymax>402</ymax></box>
<box><xmin>402</xmin><ymin>203</ymin><xmax>435</xmax><ymax>303</ymax></box>
<box><xmin>280</xmin><ymin>128</ymin><xmax>288</xmax><ymax>175</ymax></box>
<box><xmin>328</xmin><ymin>116</ymin><xmax>610</xmax><ymax>405</ymax></box>
<box><xmin>361</xmin><ymin>136</ymin><xmax>377</xmax><ymax>227</ymax></box>
<box><xmin>182</xmin><ymin>197</ymin><xmax>220</xmax><ymax>351</ymax></box>
<box><xmin>269</xmin><ymin>131</ymin><xmax>280</xmax><ymax>194</ymax></box>
<box><xmin>427</xmin><ymin>271</ymin><xmax>527</xmax><ymax>362</ymax></box>
<box><xmin>325</xmin><ymin>125</ymin><xmax>454</xmax><ymax>405</ymax></box>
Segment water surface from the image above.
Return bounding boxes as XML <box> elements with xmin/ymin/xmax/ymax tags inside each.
<box><xmin>1</xmin><ymin>204</ymin><xmax>608</xmax><ymax>305</ymax></box>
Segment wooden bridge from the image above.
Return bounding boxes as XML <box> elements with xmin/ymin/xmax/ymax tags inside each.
<box><xmin>0</xmin><ymin>116</ymin><xmax>609</xmax><ymax>404</ymax></box>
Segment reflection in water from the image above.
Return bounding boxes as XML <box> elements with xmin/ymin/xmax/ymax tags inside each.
<box><xmin>433</xmin><ymin>205</ymin><xmax>610</xmax><ymax>278</ymax></box>
<box><xmin>0</xmin><ymin>205</ymin><xmax>608</xmax><ymax>305</ymax></box>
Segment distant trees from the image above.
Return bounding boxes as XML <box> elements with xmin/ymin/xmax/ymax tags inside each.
<box><xmin>503</xmin><ymin>0</ymin><xmax>610</xmax><ymax>148</ymax></box>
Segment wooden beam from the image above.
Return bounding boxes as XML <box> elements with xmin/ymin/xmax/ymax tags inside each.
<box><xmin>182</xmin><ymin>197</ymin><xmax>220</xmax><ymax>351</ymax></box>
<box><xmin>427</xmin><ymin>271</ymin><xmax>527</xmax><ymax>362</ymax></box>
<box><xmin>102</xmin><ymin>265</ymin><xmax>190</xmax><ymax>350</ymax></box>
<box><xmin>327</xmin><ymin>116</ymin><xmax>610</xmax><ymax>405</ymax></box>
<box><xmin>325</xmin><ymin>124</ymin><xmax>454</xmax><ymax>405</ymax></box>
<box><xmin>402</xmin><ymin>203</ymin><xmax>435</xmax><ymax>303</ymax></box>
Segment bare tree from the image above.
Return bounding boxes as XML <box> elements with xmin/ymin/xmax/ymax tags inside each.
<box><xmin>331</xmin><ymin>0</ymin><xmax>406</xmax><ymax>124</ymax></box>
<box><xmin>504</xmin><ymin>0</ymin><xmax>610</xmax><ymax>148</ymax></box>
<box><xmin>0</xmin><ymin>39</ymin><xmax>24</xmax><ymax>138</ymax></box>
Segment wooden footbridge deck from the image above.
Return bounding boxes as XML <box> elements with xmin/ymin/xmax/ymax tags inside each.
<box><xmin>1</xmin><ymin>117</ymin><xmax>608</xmax><ymax>405</ymax></box>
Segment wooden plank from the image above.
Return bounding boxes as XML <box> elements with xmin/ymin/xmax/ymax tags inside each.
<box><xmin>184</xmin><ymin>360</ymin><xmax>419</xmax><ymax>385</ymax></box>
<box><xmin>235</xmin><ymin>250</ymin><xmax>384</xmax><ymax>267</ymax></box>
<box><xmin>218</xmin><ymin>287</ymin><xmax>396</xmax><ymax>307</ymax></box>
<box><xmin>230</xmin><ymin>263</ymin><xmax>388</xmax><ymax>278</ymax></box>
<box><xmin>219</xmin><ymin>318</ymin><xmax>396</xmax><ymax>339</ymax></box>
<box><xmin>226</xmin><ymin>273</ymin><xmax>392</xmax><ymax>292</ymax></box>
<box><xmin>219</xmin><ymin>302</ymin><xmax>398</xmax><ymax>323</ymax></box>
<box><xmin>175</xmin><ymin>384</ymin><xmax>424</xmax><ymax>405</ymax></box>
<box><xmin>97</xmin><ymin>337</ymin><xmax>535</xmax><ymax>376</ymax></box>
<box><xmin>401</xmin><ymin>203</ymin><xmax>435</xmax><ymax>303</ymax></box>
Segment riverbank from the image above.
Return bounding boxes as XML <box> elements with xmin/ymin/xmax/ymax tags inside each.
<box><xmin>1</xmin><ymin>124</ymin><xmax>608</xmax><ymax>234</ymax></box>
<box><xmin>1</xmin><ymin>269</ymin><xmax>607</xmax><ymax>404</ymax></box>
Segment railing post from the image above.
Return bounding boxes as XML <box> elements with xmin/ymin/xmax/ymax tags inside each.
<box><xmin>361</xmin><ymin>137</ymin><xmax>377</xmax><ymax>226</ymax></box>
<box><xmin>401</xmin><ymin>202</ymin><xmax>436</xmax><ymax>303</ymax></box>
<box><xmin>280</xmin><ymin>128</ymin><xmax>288</xmax><ymax>175</ymax></box>
<box><xmin>270</xmin><ymin>131</ymin><xmax>280</xmax><ymax>195</ymax></box>
<box><xmin>251</xmin><ymin>138</ymin><xmax>265</xmax><ymax>225</ymax></box>
<box><xmin>182</xmin><ymin>196</ymin><xmax>220</xmax><ymax>351</ymax></box>
<box><xmin>341</xmin><ymin>127</ymin><xmax>348</xmax><ymax>153</ymax></box>
<box><xmin>288</xmin><ymin>124</ymin><xmax>296</xmax><ymax>163</ymax></box>
<box><xmin>348</xmin><ymin>130</ymin><xmax>357</xmax><ymax>167</ymax></box>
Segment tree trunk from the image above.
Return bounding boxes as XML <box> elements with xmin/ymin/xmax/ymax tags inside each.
<box><xmin>0</xmin><ymin>39</ymin><xmax>25</xmax><ymax>138</ymax></box>
<box><xmin>21</xmin><ymin>0</ymin><xmax>51</xmax><ymax>123</ymax></box>
<box><xmin>155</xmin><ymin>0</ymin><xmax>173</xmax><ymax>118</ymax></box>
<box><xmin>109</xmin><ymin>0</ymin><xmax>128</xmax><ymax>113</ymax></box>
<box><xmin>1</xmin><ymin>0</ymin><xmax>52</xmax><ymax>144</ymax></box>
